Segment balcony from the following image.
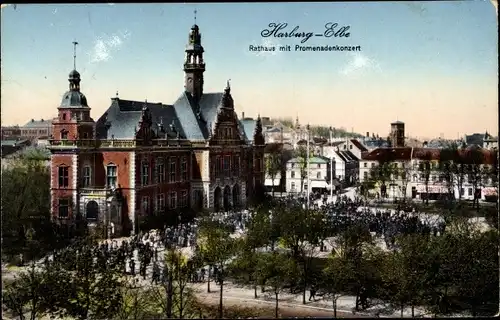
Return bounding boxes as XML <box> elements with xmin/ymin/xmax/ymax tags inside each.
<box><xmin>80</xmin><ymin>187</ymin><xmax>113</xmax><ymax>197</ymax></box>
<box><xmin>48</xmin><ymin>139</ymin><xmax>137</xmax><ymax>149</ymax></box>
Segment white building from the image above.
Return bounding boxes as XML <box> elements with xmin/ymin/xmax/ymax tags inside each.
<box><xmin>322</xmin><ymin>139</ymin><xmax>366</xmax><ymax>185</ymax></box>
<box><xmin>359</xmin><ymin>146</ymin><xmax>498</xmax><ymax>201</ymax></box>
<box><xmin>285</xmin><ymin>156</ymin><xmax>333</xmax><ymax>194</ymax></box>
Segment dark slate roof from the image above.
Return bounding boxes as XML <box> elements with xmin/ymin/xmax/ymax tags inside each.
<box><xmin>465</xmin><ymin>133</ymin><xmax>484</xmax><ymax>146</ymax></box>
<box><xmin>350</xmin><ymin>139</ymin><xmax>368</xmax><ymax>152</ymax></box>
<box><xmin>171</xmin><ymin>92</ymin><xmax>225</xmax><ymax>140</ymax></box>
<box><xmin>391</xmin><ymin>121</ymin><xmax>404</xmax><ymax>125</ymax></box>
<box><xmin>335</xmin><ymin>151</ymin><xmax>348</xmax><ymax>162</ymax></box>
<box><xmin>363</xmin><ymin>139</ymin><xmax>390</xmax><ymax>148</ymax></box>
<box><xmin>96</xmin><ymin>98</ymin><xmax>184</xmax><ymax>139</ymax></box>
<box><xmin>344</xmin><ymin>150</ymin><xmax>359</xmax><ymax>161</ymax></box>
<box><xmin>240</xmin><ymin>119</ymin><xmax>257</xmax><ymax>143</ymax></box>
<box><xmin>23</xmin><ymin>119</ymin><xmax>52</xmax><ymax>127</ymax></box>
<box><xmin>266</xmin><ymin>127</ymin><xmax>282</xmax><ymax>133</ymax></box>
<box><xmin>59</xmin><ymin>90</ymin><xmax>89</xmax><ymax>108</ymax></box>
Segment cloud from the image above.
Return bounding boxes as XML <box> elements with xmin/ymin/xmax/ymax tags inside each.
<box><xmin>246</xmin><ymin>37</ymin><xmax>284</xmax><ymax>61</ymax></box>
<box><xmin>339</xmin><ymin>52</ymin><xmax>381</xmax><ymax>77</ymax></box>
<box><xmin>88</xmin><ymin>30</ymin><xmax>131</xmax><ymax>64</ymax></box>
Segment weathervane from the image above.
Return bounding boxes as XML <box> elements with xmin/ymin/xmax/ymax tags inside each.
<box><xmin>72</xmin><ymin>40</ymin><xmax>79</xmax><ymax>70</ymax></box>
<box><xmin>194</xmin><ymin>9</ymin><xmax>197</xmax><ymax>24</ymax></box>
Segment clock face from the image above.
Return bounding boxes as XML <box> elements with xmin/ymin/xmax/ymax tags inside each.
<box><xmin>188</xmin><ymin>77</ymin><xmax>193</xmax><ymax>83</ymax></box>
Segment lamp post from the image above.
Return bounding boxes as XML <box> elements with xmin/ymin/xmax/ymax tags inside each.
<box><xmin>306</xmin><ymin>124</ymin><xmax>310</xmax><ymax>209</ymax></box>
<box><xmin>329</xmin><ymin>127</ymin><xmax>334</xmax><ymax>202</ymax></box>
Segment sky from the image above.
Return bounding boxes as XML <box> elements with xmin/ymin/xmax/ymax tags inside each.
<box><xmin>1</xmin><ymin>2</ymin><xmax>498</xmax><ymax>140</ymax></box>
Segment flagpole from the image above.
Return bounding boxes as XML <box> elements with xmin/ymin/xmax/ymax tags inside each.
<box><xmin>329</xmin><ymin>127</ymin><xmax>333</xmax><ymax>202</ymax></box>
<box><xmin>306</xmin><ymin>124</ymin><xmax>310</xmax><ymax>209</ymax></box>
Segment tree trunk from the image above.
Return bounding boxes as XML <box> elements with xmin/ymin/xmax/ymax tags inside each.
<box><xmin>275</xmin><ymin>292</ymin><xmax>279</xmax><ymax>318</ymax></box>
<box><xmin>207</xmin><ymin>266</ymin><xmax>211</xmax><ymax>293</ymax></box>
<box><xmin>254</xmin><ymin>284</ymin><xmax>258</xmax><ymax>299</ymax></box>
<box><xmin>355</xmin><ymin>293</ymin><xmax>359</xmax><ymax>311</ymax></box>
<box><xmin>166</xmin><ymin>272</ymin><xmax>174</xmax><ymax>318</ymax></box>
<box><xmin>333</xmin><ymin>298</ymin><xmax>337</xmax><ymax>318</ymax></box>
<box><xmin>218</xmin><ymin>279</ymin><xmax>224</xmax><ymax>319</ymax></box>
<box><xmin>411</xmin><ymin>304</ymin><xmax>415</xmax><ymax>318</ymax></box>
<box><xmin>401</xmin><ymin>303</ymin><xmax>404</xmax><ymax>317</ymax></box>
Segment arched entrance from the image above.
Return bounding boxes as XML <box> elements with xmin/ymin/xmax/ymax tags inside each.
<box><xmin>86</xmin><ymin>200</ymin><xmax>99</xmax><ymax>220</ymax></box>
<box><xmin>213</xmin><ymin>187</ymin><xmax>222</xmax><ymax>212</ymax></box>
<box><xmin>232</xmin><ymin>184</ymin><xmax>240</xmax><ymax>209</ymax></box>
<box><xmin>223</xmin><ymin>185</ymin><xmax>232</xmax><ymax>212</ymax></box>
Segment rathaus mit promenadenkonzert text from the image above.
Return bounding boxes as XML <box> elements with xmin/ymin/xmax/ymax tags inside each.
<box><xmin>249</xmin><ymin>44</ymin><xmax>362</xmax><ymax>52</ymax></box>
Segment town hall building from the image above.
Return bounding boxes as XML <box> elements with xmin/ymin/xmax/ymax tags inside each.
<box><xmin>48</xmin><ymin>24</ymin><xmax>265</xmax><ymax>235</ymax></box>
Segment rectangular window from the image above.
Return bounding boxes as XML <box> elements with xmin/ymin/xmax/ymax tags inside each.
<box><xmin>468</xmin><ymin>188</ymin><xmax>473</xmax><ymax>196</ymax></box>
<box><xmin>291</xmin><ymin>182</ymin><xmax>296</xmax><ymax>190</ymax></box>
<box><xmin>460</xmin><ymin>188</ymin><xmax>464</xmax><ymax>196</ymax></box>
<box><xmin>179</xmin><ymin>190</ymin><xmax>188</xmax><ymax>207</ymax></box>
<box><xmin>169</xmin><ymin>192</ymin><xmax>177</xmax><ymax>209</ymax></box>
<box><xmin>181</xmin><ymin>157</ymin><xmax>188</xmax><ymax>181</ymax></box>
<box><xmin>291</xmin><ymin>171</ymin><xmax>295</xmax><ymax>178</ymax></box>
<box><xmin>58</xmin><ymin>166</ymin><xmax>69</xmax><ymax>188</ymax></box>
<box><xmin>371</xmin><ymin>163</ymin><xmax>375</xmax><ymax>168</ymax></box>
<box><xmin>224</xmin><ymin>155</ymin><xmax>231</xmax><ymax>173</ymax></box>
<box><xmin>317</xmin><ymin>164</ymin><xmax>321</xmax><ymax>169</ymax></box>
<box><xmin>156</xmin><ymin>193</ymin><xmax>165</xmax><ymax>213</ymax></box>
<box><xmin>58</xmin><ymin>198</ymin><xmax>70</xmax><ymax>218</ymax></box>
<box><xmin>316</xmin><ymin>172</ymin><xmax>321</xmax><ymax>179</ymax></box>
<box><xmin>142</xmin><ymin>196</ymin><xmax>149</xmax><ymax>215</ymax></box>
<box><xmin>233</xmin><ymin>155</ymin><xmax>240</xmax><ymax>175</ymax></box>
<box><xmin>157</xmin><ymin>159</ymin><xmax>165</xmax><ymax>183</ymax></box>
<box><xmin>215</xmin><ymin>156</ymin><xmax>221</xmax><ymax>176</ymax></box>
<box><xmin>61</xmin><ymin>131</ymin><xmax>68</xmax><ymax>140</ymax></box>
<box><xmin>141</xmin><ymin>162</ymin><xmax>149</xmax><ymax>186</ymax></box>
<box><xmin>364</xmin><ymin>162</ymin><xmax>367</xmax><ymax>168</ymax></box>
<box><xmin>363</xmin><ymin>172</ymin><xmax>368</xmax><ymax>179</ymax></box>
<box><xmin>82</xmin><ymin>166</ymin><xmax>91</xmax><ymax>187</ymax></box>
<box><xmin>106</xmin><ymin>164</ymin><xmax>117</xmax><ymax>188</ymax></box>
<box><xmin>169</xmin><ymin>157</ymin><xmax>176</xmax><ymax>182</ymax></box>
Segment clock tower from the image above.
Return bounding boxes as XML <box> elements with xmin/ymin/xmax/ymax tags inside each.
<box><xmin>184</xmin><ymin>13</ymin><xmax>205</xmax><ymax>102</ymax></box>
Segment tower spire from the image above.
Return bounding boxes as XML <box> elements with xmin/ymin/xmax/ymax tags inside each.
<box><xmin>194</xmin><ymin>9</ymin><xmax>197</xmax><ymax>25</ymax></box>
<box><xmin>72</xmin><ymin>40</ymin><xmax>79</xmax><ymax>70</ymax></box>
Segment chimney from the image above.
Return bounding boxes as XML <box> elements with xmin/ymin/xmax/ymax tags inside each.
<box><xmin>241</xmin><ymin>112</ymin><xmax>245</xmax><ymax>119</ymax></box>
<box><xmin>366</xmin><ymin>132</ymin><xmax>369</xmax><ymax>138</ymax></box>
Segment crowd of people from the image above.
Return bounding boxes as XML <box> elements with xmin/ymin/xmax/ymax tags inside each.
<box><xmin>39</xmin><ymin>192</ymin><xmax>452</xmax><ymax>291</ymax></box>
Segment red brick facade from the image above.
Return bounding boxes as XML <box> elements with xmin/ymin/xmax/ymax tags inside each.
<box><xmin>48</xmin><ymin>24</ymin><xmax>266</xmax><ymax>235</ymax></box>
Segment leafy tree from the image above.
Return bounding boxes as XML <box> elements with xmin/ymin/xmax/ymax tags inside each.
<box><xmin>274</xmin><ymin>203</ymin><xmax>325</xmax><ymax>304</ymax></box>
<box><xmin>54</xmin><ymin>239</ymin><xmax>124</xmax><ymax>319</ymax></box>
<box><xmin>256</xmin><ymin>251</ymin><xmax>294</xmax><ymax>318</ymax></box>
<box><xmin>197</xmin><ymin>219</ymin><xmax>237</xmax><ymax>318</ymax></box>
<box><xmin>265</xmin><ymin>148</ymin><xmax>283</xmax><ymax>197</ymax></box>
<box><xmin>418</xmin><ymin>154</ymin><xmax>432</xmax><ymax>205</ymax></box>
<box><xmin>3</xmin><ymin>263</ymin><xmax>46</xmax><ymax>320</ymax></box>
<box><xmin>369</xmin><ymin>158</ymin><xmax>395</xmax><ymax>199</ymax></box>
<box><xmin>382</xmin><ymin>234</ymin><xmax>431</xmax><ymax>317</ymax></box>
<box><xmin>396</xmin><ymin>160</ymin><xmax>412</xmax><ymax>200</ymax></box>
<box><xmin>322</xmin><ymin>256</ymin><xmax>349</xmax><ymax>318</ymax></box>
<box><xmin>1</xmin><ymin>157</ymin><xmax>51</xmax><ymax>261</ymax></box>
<box><xmin>115</xmin><ymin>278</ymin><xmax>156</xmax><ymax>320</ymax></box>
<box><xmin>295</xmin><ymin>147</ymin><xmax>309</xmax><ymax>194</ymax></box>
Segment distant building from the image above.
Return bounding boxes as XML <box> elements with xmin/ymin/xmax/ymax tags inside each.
<box><xmin>1</xmin><ymin>126</ymin><xmax>22</xmax><ymax>140</ymax></box>
<box><xmin>390</xmin><ymin>121</ymin><xmax>405</xmax><ymax>147</ymax></box>
<box><xmin>359</xmin><ymin>146</ymin><xmax>497</xmax><ymax>201</ymax></box>
<box><xmin>285</xmin><ymin>156</ymin><xmax>332</xmax><ymax>194</ymax></box>
<box><xmin>1</xmin><ymin>139</ymin><xmax>31</xmax><ymax>158</ymax></box>
<box><xmin>21</xmin><ymin>119</ymin><xmax>53</xmax><ymax>140</ymax></box>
